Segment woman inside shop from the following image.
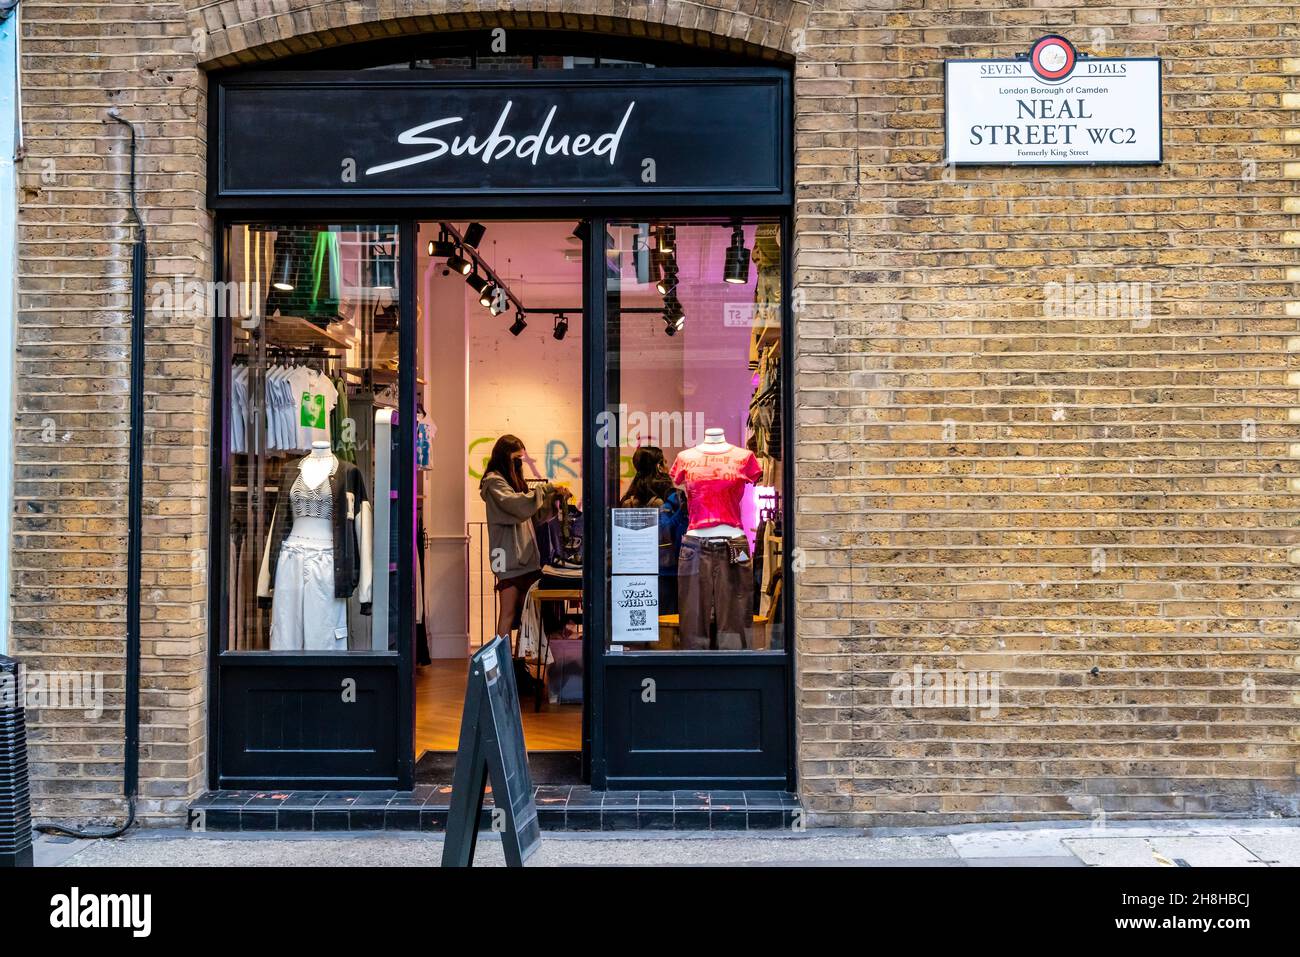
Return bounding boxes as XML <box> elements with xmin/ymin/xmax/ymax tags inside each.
<box><xmin>618</xmin><ymin>446</ymin><xmax>675</xmax><ymax>509</ymax></box>
<box><xmin>619</xmin><ymin>446</ymin><xmax>688</xmax><ymax>615</ymax></box>
<box><xmin>480</xmin><ymin>434</ymin><xmax>570</xmax><ymax>646</ymax></box>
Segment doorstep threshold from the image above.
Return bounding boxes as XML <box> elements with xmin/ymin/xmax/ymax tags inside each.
<box><xmin>189</xmin><ymin>786</ymin><xmax>801</xmax><ymax>833</ymax></box>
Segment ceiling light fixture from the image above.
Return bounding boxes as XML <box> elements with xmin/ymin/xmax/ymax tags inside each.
<box><xmin>272</xmin><ymin>241</ymin><xmax>296</xmax><ymax>292</ymax></box>
<box><xmin>428</xmin><ymin>227</ymin><xmax>456</xmax><ymax>258</ymax></box>
<box><xmin>466</xmin><ymin>269</ymin><xmax>489</xmax><ymax>296</ymax></box>
<box><xmin>553</xmin><ymin>313</ymin><xmax>569</xmax><ymax>341</ymax></box>
<box><xmin>723</xmin><ymin>224</ymin><xmax>750</xmax><ymax>284</ymax></box>
<box><xmin>509</xmin><ymin>312</ymin><xmax>528</xmax><ymax>336</ymax></box>
<box><xmin>656</xmin><ymin>225</ymin><xmax>676</xmax><ymax>255</ymax></box>
<box><xmin>656</xmin><ymin>260</ymin><xmax>679</xmax><ymax>296</ymax></box>
<box><xmin>663</xmin><ymin>295</ymin><xmax>685</xmax><ymax>336</ymax></box>
<box><xmin>446</xmin><ymin>246</ymin><xmax>472</xmax><ymax>276</ymax></box>
<box><xmin>479</xmin><ymin>283</ymin><xmax>497</xmax><ymax>309</ymax></box>
<box><xmin>463</xmin><ymin>222</ymin><xmax>487</xmax><ymax>249</ymax></box>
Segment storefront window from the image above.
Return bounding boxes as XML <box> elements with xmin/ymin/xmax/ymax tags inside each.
<box><xmin>223</xmin><ymin>222</ymin><xmax>401</xmax><ymax>652</ymax></box>
<box><xmin>605</xmin><ymin>220</ymin><xmax>785</xmax><ymax>652</ymax></box>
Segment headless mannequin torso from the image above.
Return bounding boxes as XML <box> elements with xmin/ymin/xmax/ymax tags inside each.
<box><xmin>290</xmin><ymin>441</ymin><xmax>335</xmax><ymax>542</ymax></box>
<box><xmin>685</xmin><ymin>427</ymin><xmax>745</xmax><ymax>539</ymax></box>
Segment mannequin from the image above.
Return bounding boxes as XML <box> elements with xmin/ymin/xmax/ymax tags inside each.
<box><xmin>669</xmin><ymin>427</ymin><xmax>763</xmax><ymax>650</ymax></box>
<box><xmin>257</xmin><ymin>440</ymin><xmax>374</xmax><ymax>651</ymax></box>
<box><xmin>684</xmin><ymin>428</ymin><xmax>743</xmax><ymax>539</ymax></box>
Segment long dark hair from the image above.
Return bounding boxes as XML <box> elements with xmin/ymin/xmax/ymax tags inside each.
<box><xmin>484</xmin><ymin>434</ymin><xmax>527</xmax><ymax>492</ymax></box>
<box><xmin>620</xmin><ymin>446</ymin><xmax>674</xmax><ymax>507</ymax></box>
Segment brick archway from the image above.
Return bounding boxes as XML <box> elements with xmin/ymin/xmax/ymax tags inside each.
<box><xmin>185</xmin><ymin>1</ymin><xmax>809</xmax><ymax>68</ymax></box>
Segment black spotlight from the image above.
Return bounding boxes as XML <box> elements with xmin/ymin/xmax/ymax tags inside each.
<box><xmin>656</xmin><ymin>260</ymin><xmax>679</xmax><ymax>296</ymax></box>
<box><xmin>663</xmin><ymin>296</ymin><xmax>685</xmax><ymax>336</ymax></box>
<box><xmin>466</xmin><ymin>269</ymin><xmax>489</xmax><ymax>296</ymax></box>
<box><xmin>446</xmin><ymin>246</ymin><xmax>472</xmax><ymax>276</ymax></box>
<box><xmin>479</xmin><ymin>283</ymin><xmax>497</xmax><ymax>309</ymax></box>
<box><xmin>509</xmin><ymin>312</ymin><xmax>528</xmax><ymax>336</ymax></box>
<box><xmin>656</xmin><ymin>225</ymin><xmax>676</xmax><ymax>255</ymax></box>
<box><xmin>463</xmin><ymin>222</ymin><xmax>487</xmax><ymax>249</ymax></box>
<box><xmin>723</xmin><ymin>225</ymin><xmax>750</xmax><ymax>284</ymax></box>
<box><xmin>428</xmin><ymin>227</ymin><xmax>456</xmax><ymax>258</ymax></box>
<box><xmin>553</xmin><ymin>313</ymin><xmax>569</xmax><ymax>341</ymax></box>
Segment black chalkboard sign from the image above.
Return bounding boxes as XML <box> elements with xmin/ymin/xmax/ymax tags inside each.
<box><xmin>441</xmin><ymin>636</ymin><xmax>540</xmax><ymax>867</ymax></box>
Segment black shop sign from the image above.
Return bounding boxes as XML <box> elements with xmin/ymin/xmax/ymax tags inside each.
<box><xmin>210</xmin><ymin>68</ymin><xmax>790</xmax><ymax>204</ymax></box>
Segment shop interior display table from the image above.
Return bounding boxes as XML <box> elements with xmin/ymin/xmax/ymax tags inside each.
<box><xmin>528</xmin><ymin>586</ymin><xmax>583</xmax><ymax>711</ymax></box>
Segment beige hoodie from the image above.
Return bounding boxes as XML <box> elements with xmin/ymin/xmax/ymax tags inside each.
<box><xmin>479</xmin><ymin>472</ymin><xmax>560</xmax><ymax>580</ymax></box>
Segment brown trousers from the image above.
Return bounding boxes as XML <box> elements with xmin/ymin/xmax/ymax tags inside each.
<box><xmin>677</xmin><ymin>534</ymin><xmax>753</xmax><ymax>650</ymax></box>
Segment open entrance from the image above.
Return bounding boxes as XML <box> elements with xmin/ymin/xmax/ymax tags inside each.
<box><xmin>413</xmin><ymin>221</ymin><xmax>585</xmax><ymax>785</ymax></box>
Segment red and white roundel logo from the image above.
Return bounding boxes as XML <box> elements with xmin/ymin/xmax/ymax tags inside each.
<box><xmin>1029</xmin><ymin>35</ymin><xmax>1077</xmax><ymax>81</ymax></box>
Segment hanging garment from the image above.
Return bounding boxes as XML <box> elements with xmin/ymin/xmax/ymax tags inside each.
<box><xmin>331</xmin><ymin>376</ymin><xmax>355</xmax><ymax>462</ymax></box>
<box><xmin>517</xmin><ymin>579</ymin><xmax>552</xmax><ymax>665</ymax></box>
<box><xmin>308</xmin><ymin>229</ymin><xmax>342</xmax><ymax>319</ymax></box>
<box><xmin>288</xmin><ymin>365</ymin><xmax>337</xmax><ymax>451</ymax></box>
<box><xmin>231</xmin><ymin>365</ymin><xmax>249</xmax><ymax>454</ymax></box>
<box><xmin>760</xmin><ymin>523</ymin><xmax>782</xmax><ymax>617</ymax></box>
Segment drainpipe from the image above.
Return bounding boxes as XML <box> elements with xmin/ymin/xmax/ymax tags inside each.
<box><xmin>35</xmin><ymin>107</ymin><xmax>144</xmax><ymax>839</ymax></box>
<box><xmin>0</xmin><ymin>1</ymin><xmax>21</xmax><ymax>661</ymax></box>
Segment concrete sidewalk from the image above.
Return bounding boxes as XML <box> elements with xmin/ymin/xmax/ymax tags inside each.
<box><xmin>32</xmin><ymin>818</ymin><xmax>1300</xmax><ymax>867</ymax></box>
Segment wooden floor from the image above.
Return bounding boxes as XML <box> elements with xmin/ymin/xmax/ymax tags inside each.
<box><xmin>415</xmin><ymin>657</ymin><xmax>582</xmax><ymax>753</ymax></box>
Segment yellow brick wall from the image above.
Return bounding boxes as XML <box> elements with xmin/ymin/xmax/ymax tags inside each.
<box><xmin>12</xmin><ymin>0</ymin><xmax>1298</xmax><ymax>825</ymax></box>
<box><xmin>792</xmin><ymin>2</ymin><xmax>1300</xmax><ymax>823</ymax></box>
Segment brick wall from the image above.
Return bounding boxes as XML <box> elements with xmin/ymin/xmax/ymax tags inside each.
<box><xmin>15</xmin><ymin>1</ymin><xmax>209</xmax><ymax>823</ymax></box>
<box><xmin>793</xmin><ymin>2</ymin><xmax>1300</xmax><ymax>823</ymax></box>
<box><xmin>13</xmin><ymin>0</ymin><xmax>1298</xmax><ymax>825</ymax></box>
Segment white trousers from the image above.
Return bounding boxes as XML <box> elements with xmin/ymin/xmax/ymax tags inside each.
<box><xmin>270</xmin><ymin>538</ymin><xmax>348</xmax><ymax>651</ymax></box>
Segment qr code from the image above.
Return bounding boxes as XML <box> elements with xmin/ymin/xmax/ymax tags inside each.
<box><xmin>630</xmin><ymin>609</ymin><xmax>647</xmax><ymax>628</ymax></box>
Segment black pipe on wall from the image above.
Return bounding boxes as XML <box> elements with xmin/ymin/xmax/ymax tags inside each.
<box><xmin>37</xmin><ymin>109</ymin><xmax>144</xmax><ymax>838</ymax></box>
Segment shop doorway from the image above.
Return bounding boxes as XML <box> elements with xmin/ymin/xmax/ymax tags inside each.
<box><xmin>412</xmin><ymin>220</ymin><xmax>586</xmax><ymax>783</ymax></box>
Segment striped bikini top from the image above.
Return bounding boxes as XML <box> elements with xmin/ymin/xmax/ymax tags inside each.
<box><xmin>290</xmin><ymin>460</ymin><xmax>336</xmax><ymax>519</ymax></box>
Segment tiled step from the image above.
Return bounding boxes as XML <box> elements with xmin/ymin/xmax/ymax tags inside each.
<box><xmin>189</xmin><ymin>786</ymin><xmax>801</xmax><ymax>832</ymax></box>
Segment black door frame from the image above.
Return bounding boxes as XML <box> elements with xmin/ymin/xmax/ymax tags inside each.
<box><xmin>205</xmin><ymin>64</ymin><xmax>795</xmax><ymax>793</ymax></box>
<box><xmin>208</xmin><ymin>208</ymin><xmax>794</xmax><ymax>791</ymax></box>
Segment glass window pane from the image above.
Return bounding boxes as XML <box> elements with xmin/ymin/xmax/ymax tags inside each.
<box><xmin>605</xmin><ymin>220</ymin><xmax>784</xmax><ymax>652</ymax></box>
<box><xmin>224</xmin><ymin>223</ymin><xmax>400</xmax><ymax>652</ymax></box>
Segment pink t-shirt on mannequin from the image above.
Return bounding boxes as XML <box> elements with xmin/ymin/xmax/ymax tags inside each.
<box><xmin>670</xmin><ymin>445</ymin><xmax>763</xmax><ymax>532</ymax></box>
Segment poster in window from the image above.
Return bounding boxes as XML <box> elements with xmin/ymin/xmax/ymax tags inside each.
<box><xmin>611</xmin><ymin>574</ymin><xmax>659</xmax><ymax>643</ymax></box>
<box><xmin>611</xmin><ymin>508</ymin><xmax>659</xmax><ymax>575</ymax></box>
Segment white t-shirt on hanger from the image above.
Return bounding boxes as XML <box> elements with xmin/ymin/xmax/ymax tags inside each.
<box><xmin>289</xmin><ymin>366</ymin><xmax>338</xmax><ymax>451</ymax></box>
